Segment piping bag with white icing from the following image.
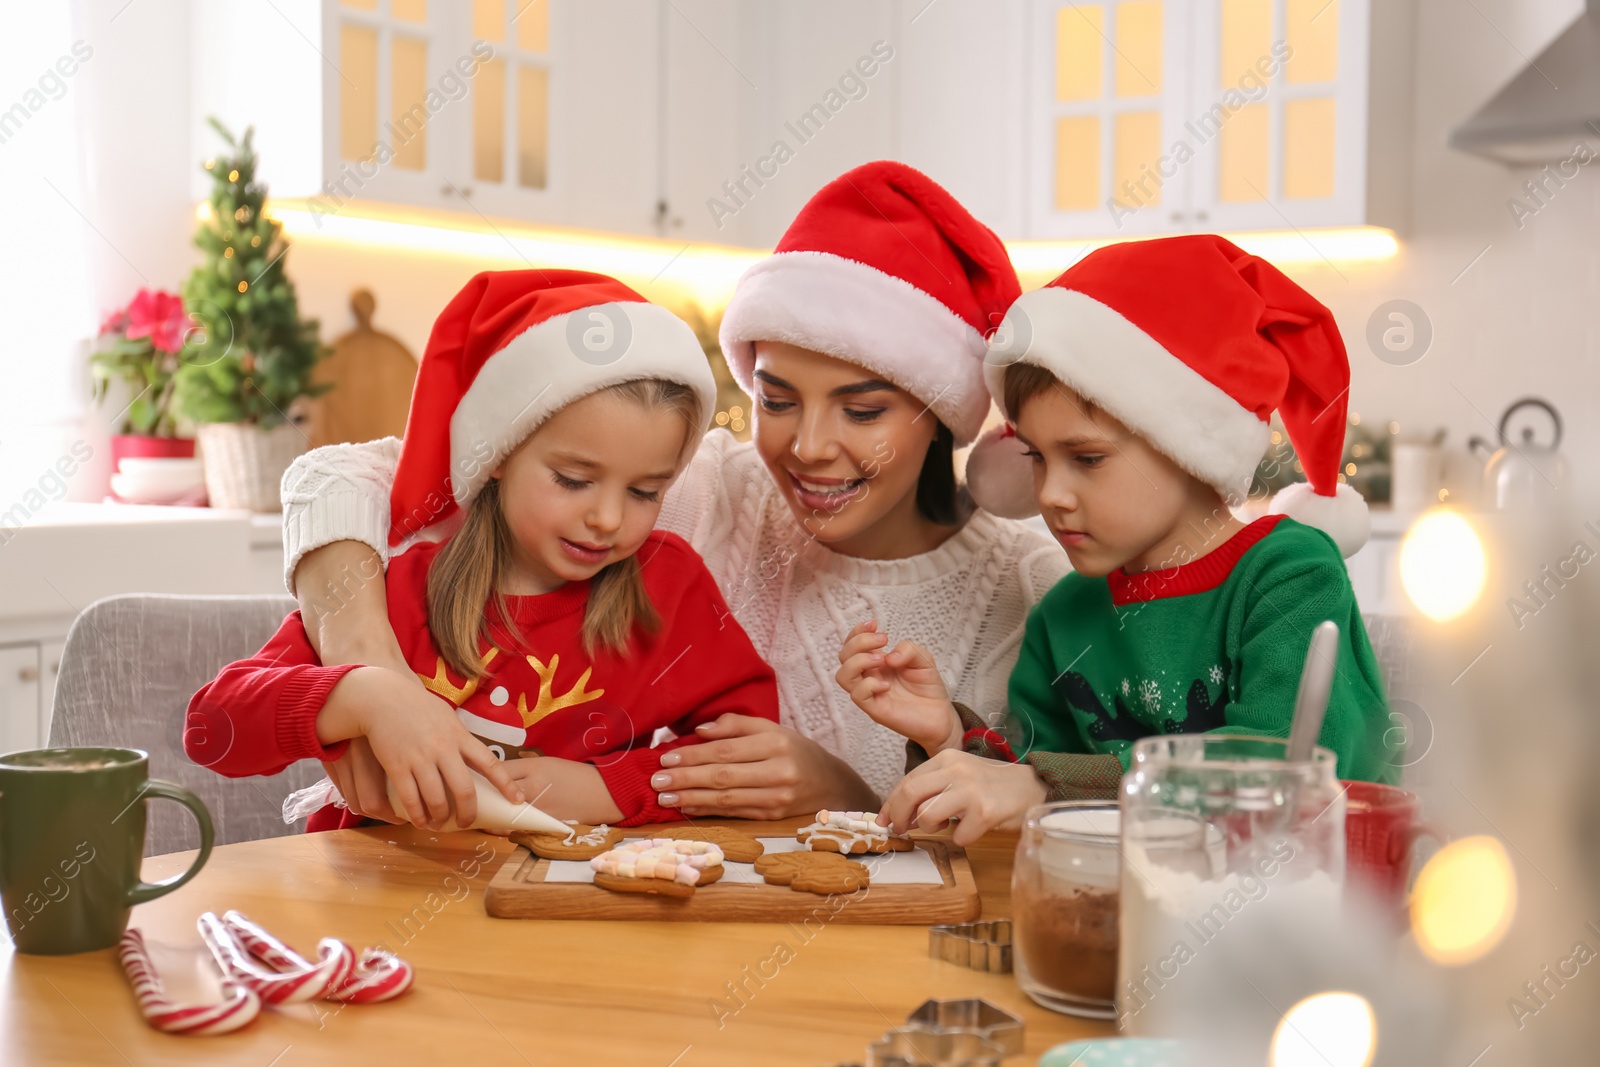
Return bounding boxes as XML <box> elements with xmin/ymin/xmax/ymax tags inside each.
<box><xmin>284</xmin><ymin>772</ymin><xmax>568</xmax><ymax>834</ymax></box>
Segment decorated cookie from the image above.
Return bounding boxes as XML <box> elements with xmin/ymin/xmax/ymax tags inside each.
<box><xmin>753</xmin><ymin>851</ymin><xmax>870</xmax><ymax>895</ymax></box>
<box><xmin>798</xmin><ymin>810</ymin><xmax>914</xmax><ymax>855</ymax></box>
<box><xmin>589</xmin><ymin>838</ymin><xmax>725</xmax><ymax>897</ymax></box>
<box><xmin>651</xmin><ymin>825</ymin><xmax>765</xmax><ymax>863</ymax></box>
<box><xmin>513</xmin><ymin>822</ymin><xmax>624</xmax><ymax>860</ymax></box>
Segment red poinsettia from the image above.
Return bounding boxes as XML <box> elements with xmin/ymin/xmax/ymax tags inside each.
<box><xmin>119</xmin><ymin>288</ymin><xmax>189</xmax><ymax>353</ymax></box>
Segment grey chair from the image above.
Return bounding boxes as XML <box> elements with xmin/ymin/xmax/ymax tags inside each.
<box><xmin>49</xmin><ymin>593</ymin><xmax>327</xmax><ymax>856</ymax></box>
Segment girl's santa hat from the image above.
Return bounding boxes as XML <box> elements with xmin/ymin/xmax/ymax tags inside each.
<box><xmin>719</xmin><ymin>160</ymin><xmax>1020</xmax><ymax>446</ymax></box>
<box><xmin>968</xmin><ymin>234</ymin><xmax>1370</xmax><ymax>557</ymax></box>
<box><xmin>388</xmin><ymin>269</ymin><xmax>716</xmax><ymax>547</ymax></box>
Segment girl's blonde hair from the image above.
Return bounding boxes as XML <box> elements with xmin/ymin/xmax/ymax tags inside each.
<box><xmin>426</xmin><ymin>378</ymin><xmax>703</xmax><ymax>681</ymax></box>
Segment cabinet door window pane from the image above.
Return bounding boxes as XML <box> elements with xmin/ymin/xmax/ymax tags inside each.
<box><xmin>473</xmin><ymin>0</ymin><xmax>506</xmax><ymax>42</ymax></box>
<box><xmin>474</xmin><ymin>59</ymin><xmax>506</xmax><ymax>182</ymax></box>
<box><xmin>1220</xmin><ymin>0</ymin><xmax>1272</xmax><ymax>84</ymax></box>
<box><xmin>1056</xmin><ymin>5</ymin><xmax>1105</xmax><ymax>101</ymax></box>
<box><xmin>391</xmin><ymin>0</ymin><xmax>427</xmax><ymax>24</ymax></box>
<box><xmin>1284</xmin><ymin>97</ymin><xmax>1336</xmax><ymax>198</ymax></box>
<box><xmin>1054</xmin><ymin>115</ymin><xmax>1100</xmax><ymax>210</ymax></box>
<box><xmin>1218</xmin><ymin>103</ymin><xmax>1269</xmax><ymax>201</ymax></box>
<box><xmin>518</xmin><ymin>66</ymin><xmax>549</xmax><ymax>189</ymax></box>
<box><xmin>515</xmin><ymin>0</ymin><xmax>549</xmax><ymax>53</ymax></box>
<box><xmin>339</xmin><ymin>24</ymin><xmax>379</xmax><ymax>163</ymax></box>
<box><xmin>1114</xmin><ymin>2</ymin><xmax>1162</xmax><ymax>97</ymax></box>
<box><xmin>391</xmin><ymin>36</ymin><xmax>429</xmax><ymax>171</ymax></box>
<box><xmin>1114</xmin><ymin>110</ymin><xmax>1162</xmax><ymax>206</ymax></box>
<box><xmin>1286</xmin><ymin>0</ymin><xmax>1338</xmax><ymax>83</ymax></box>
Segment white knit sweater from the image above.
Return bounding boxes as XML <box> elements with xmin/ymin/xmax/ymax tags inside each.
<box><xmin>280</xmin><ymin>430</ymin><xmax>1068</xmax><ymax>799</ymax></box>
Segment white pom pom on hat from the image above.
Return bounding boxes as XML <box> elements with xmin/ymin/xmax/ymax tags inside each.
<box><xmin>965</xmin><ymin>422</ymin><xmax>1039</xmax><ymax>519</ymax></box>
<box><xmin>967</xmin><ymin>234</ymin><xmax>1369</xmax><ymax>556</ymax></box>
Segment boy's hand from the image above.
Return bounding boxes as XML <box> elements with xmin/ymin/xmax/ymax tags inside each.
<box><xmin>836</xmin><ymin>620</ymin><xmax>963</xmax><ymax>755</ymax></box>
<box><xmin>319</xmin><ymin>667</ymin><xmax>524</xmax><ymax>829</ymax></box>
<box><xmin>876</xmin><ymin>749</ymin><xmax>1048</xmax><ymax>847</ymax></box>
<box><xmin>501</xmin><ymin>756</ymin><xmax>624</xmax><ymax>825</ymax></box>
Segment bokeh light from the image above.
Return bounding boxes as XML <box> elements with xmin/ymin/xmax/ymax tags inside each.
<box><xmin>1400</xmin><ymin>509</ymin><xmax>1487</xmax><ymax>621</ymax></box>
<box><xmin>1411</xmin><ymin>836</ymin><xmax>1517</xmax><ymax>966</ymax></box>
<box><xmin>1270</xmin><ymin>991</ymin><xmax>1377</xmax><ymax>1067</ymax></box>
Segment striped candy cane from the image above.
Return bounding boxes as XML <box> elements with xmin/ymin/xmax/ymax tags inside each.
<box><xmin>117</xmin><ymin>928</ymin><xmax>261</xmax><ymax>1036</ymax></box>
<box><xmin>198</xmin><ymin>912</ymin><xmax>356</xmax><ymax>1004</ymax></box>
<box><xmin>220</xmin><ymin>911</ymin><xmax>412</xmax><ymax>1004</ymax></box>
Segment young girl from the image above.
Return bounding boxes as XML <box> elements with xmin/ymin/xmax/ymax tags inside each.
<box><xmin>277</xmin><ymin>162</ymin><xmax>1068</xmax><ymax>823</ymax></box>
<box><xmin>185</xmin><ymin>270</ymin><xmax>780</xmax><ymax>831</ymax></box>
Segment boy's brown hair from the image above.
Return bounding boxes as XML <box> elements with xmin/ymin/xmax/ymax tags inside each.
<box><xmin>1002</xmin><ymin>361</ymin><xmax>1097</xmax><ymax>422</ymax></box>
<box><xmin>426</xmin><ymin>377</ymin><xmax>702</xmax><ymax>681</ymax></box>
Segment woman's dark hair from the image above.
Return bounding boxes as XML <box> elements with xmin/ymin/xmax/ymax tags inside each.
<box><xmin>916</xmin><ymin>421</ymin><xmax>964</xmax><ymax>525</ymax></box>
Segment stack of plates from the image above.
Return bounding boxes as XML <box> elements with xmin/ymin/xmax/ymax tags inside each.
<box><xmin>110</xmin><ymin>457</ymin><xmax>207</xmax><ymax>506</ymax></box>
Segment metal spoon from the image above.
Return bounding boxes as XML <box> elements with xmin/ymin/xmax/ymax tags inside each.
<box><xmin>1286</xmin><ymin>620</ymin><xmax>1341</xmax><ymax>763</ymax></box>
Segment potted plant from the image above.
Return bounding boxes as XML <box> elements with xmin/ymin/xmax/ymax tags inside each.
<box><xmin>172</xmin><ymin>119</ymin><xmax>329</xmax><ymax>511</ymax></box>
<box><xmin>90</xmin><ymin>288</ymin><xmax>195</xmax><ymax>467</ymax></box>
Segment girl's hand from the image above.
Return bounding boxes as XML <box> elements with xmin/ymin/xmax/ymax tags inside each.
<box><xmin>876</xmin><ymin>749</ymin><xmax>1047</xmax><ymax>847</ymax></box>
<box><xmin>652</xmin><ymin>715</ymin><xmax>879</xmax><ymax>819</ymax></box>
<box><xmin>836</xmin><ymin>620</ymin><xmax>962</xmax><ymax>755</ymax></box>
<box><xmin>500</xmin><ymin>757</ymin><xmax>623</xmax><ymax>824</ymax></box>
<box><xmin>319</xmin><ymin>667</ymin><xmax>524</xmax><ymax>830</ymax></box>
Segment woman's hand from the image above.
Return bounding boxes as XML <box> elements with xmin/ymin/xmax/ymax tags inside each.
<box><xmin>651</xmin><ymin>715</ymin><xmax>879</xmax><ymax>819</ymax></box>
<box><xmin>876</xmin><ymin>749</ymin><xmax>1047</xmax><ymax>847</ymax></box>
<box><xmin>318</xmin><ymin>667</ymin><xmax>524</xmax><ymax>830</ymax></box>
<box><xmin>836</xmin><ymin>620</ymin><xmax>963</xmax><ymax>755</ymax></box>
<box><xmin>500</xmin><ymin>757</ymin><xmax>624</xmax><ymax>825</ymax></box>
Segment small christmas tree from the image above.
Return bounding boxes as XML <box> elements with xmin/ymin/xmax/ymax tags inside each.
<box><xmin>173</xmin><ymin>118</ymin><xmax>328</xmax><ymax>426</ymax></box>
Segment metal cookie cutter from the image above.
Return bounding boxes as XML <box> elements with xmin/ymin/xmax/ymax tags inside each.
<box><xmin>906</xmin><ymin>1000</ymin><xmax>1024</xmax><ymax>1058</ymax></box>
<box><xmin>867</xmin><ymin>1023</ymin><xmax>1003</xmax><ymax>1067</ymax></box>
<box><xmin>927</xmin><ymin>920</ymin><xmax>1012</xmax><ymax>974</ymax></box>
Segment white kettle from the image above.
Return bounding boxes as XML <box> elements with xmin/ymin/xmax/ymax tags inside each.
<box><xmin>1468</xmin><ymin>398</ymin><xmax>1568</xmax><ymax>510</ymax></box>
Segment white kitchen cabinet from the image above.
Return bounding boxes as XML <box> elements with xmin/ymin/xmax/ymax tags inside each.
<box><xmin>1025</xmin><ymin>0</ymin><xmax>1414</xmax><ymax>239</ymax></box>
<box><xmin>195</xmin><ymin>0</ymin><xmax>660</xmax><ymax>233</ymax></box>
<box><xmin>0</xmin><ymin>645</ymin><xmax>42</xmax><ymax>756</ymax></box>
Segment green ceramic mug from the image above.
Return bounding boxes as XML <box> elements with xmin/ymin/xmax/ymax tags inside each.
<box><xmin>0</xmin><ymin>747</ymin><xmax>213</xmax><ymax>955</ymax></box>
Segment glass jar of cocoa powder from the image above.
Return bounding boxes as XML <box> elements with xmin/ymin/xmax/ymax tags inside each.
<box><xmin>1011</xmin><ymin>800</ymin><xmax>1120</xmax><ymax>1018</ymax></box>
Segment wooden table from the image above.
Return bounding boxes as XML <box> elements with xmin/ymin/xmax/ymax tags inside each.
<box><xmin>1</xmin><ymin>820</ymin><xmax>1114</xmax><ymax>1064</ymax></box>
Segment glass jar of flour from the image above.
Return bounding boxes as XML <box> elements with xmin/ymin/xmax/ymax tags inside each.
<box><xmin>1116</xmin><ymin>735</ymin><xmax>1346</xmax><ymax>1035</ymax></box>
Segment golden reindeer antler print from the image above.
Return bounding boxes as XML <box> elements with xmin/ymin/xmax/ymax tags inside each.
<box><xmin>417</xmin><ymin>648</ymin><xmax>499</xmax><ymax>706</ymax></box>
<box><xmin>517</xmin><ymin>652</ymin><xmax>605</xmax><ymax>728</ymax></box>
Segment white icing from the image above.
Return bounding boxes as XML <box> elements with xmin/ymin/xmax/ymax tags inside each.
<box><xmin>798</xmin><ymin>809</ymin><xmax>904</xmax><ymax>854</ymax></box>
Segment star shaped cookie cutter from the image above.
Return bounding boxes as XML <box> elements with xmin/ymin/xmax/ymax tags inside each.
<box><xmin>927</xmin><ymin>919</ymin><xmax>1012</xmax><ymax>974</ymax></box>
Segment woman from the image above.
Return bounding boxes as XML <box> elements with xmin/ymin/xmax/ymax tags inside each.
<box><xmin>284</xmin><ymin>161</ymin><xmax>1067</xmax><ymax>822</ymax></box>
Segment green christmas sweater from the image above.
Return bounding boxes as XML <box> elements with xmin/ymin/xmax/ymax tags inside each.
<box><xmin>910</xmin><ymin>516</ymin><xmax>1398</xmax><ymax>795</ymax></box>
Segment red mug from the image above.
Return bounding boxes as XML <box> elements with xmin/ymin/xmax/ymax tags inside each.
<box><xmin>1342</xmin><ymin>780</ymin><xmax>1445</xmax><ymax>912</ymax></box>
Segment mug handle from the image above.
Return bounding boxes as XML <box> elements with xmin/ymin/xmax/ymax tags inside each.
<box><xmin>1394</xmin><ymin>820</ymin><xmax>1449</xmax><ymax>894</ymax></box>
<box><xmin>125</xmin><ymin>780</ymin><xmax>215</xmax><ymax>907</ymax></box>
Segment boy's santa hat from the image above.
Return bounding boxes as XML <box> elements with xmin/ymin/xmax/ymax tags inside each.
<box><xmin>389</xmin><ymin>269</ymin><xmax>717</xmax><ymax>547</ymax></box>
<box><xmin>969</xmin><ymin>234</ymin><xmax>1369</xmax><ymax>557</ymax></box>
<box><xmin>719</xmin><ymin>160</ymin><xmax>1020</xmax><ymax>446</ymax></box>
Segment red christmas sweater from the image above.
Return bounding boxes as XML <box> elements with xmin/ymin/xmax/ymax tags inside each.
<box><xmin>185</xmin><ymin>531</ymin><xmax>779</xmax><ymax>829</ymax></box>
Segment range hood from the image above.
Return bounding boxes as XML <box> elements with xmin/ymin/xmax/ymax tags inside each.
<box><xmin>1450</xmin><ymin>0</ymin><xmax>1600</xmax><ymax>165</ymax></box>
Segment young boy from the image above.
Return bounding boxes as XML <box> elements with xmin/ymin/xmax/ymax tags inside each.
<box><xmin>838</xmin><ymin>235</ymin><xmax>1397</xmax><ymax>844</ymax></box>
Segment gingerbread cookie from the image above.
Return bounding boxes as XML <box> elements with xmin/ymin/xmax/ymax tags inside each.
<box><xmin>797</xmin><ymin>810</ymin><xmax>914</xmax><ymax>855</ymax></box>
<box><xmin>753</xmin><ymin>851</ymin><xmax>870</xmax><ymax>895</ymax></box>
<box><xmin>650</xmin><ymin>825</ymin><xmax>765</xmax><ymax>863</ymax></box>
<box><xmin>513</xmin><ymin>822</ymin><xmax>624</xmax><ymax>860</ymax></box>
<box><xmin>589</xmin><ymin>838</ymin><xmax>725</xmax><ymax>897</ymax></box>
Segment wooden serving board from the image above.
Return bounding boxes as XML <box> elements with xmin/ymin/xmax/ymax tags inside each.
<box><xmin>483</xmin><ymin>839</ymin><xmax>981</xmax><ymax>924</ymax></box>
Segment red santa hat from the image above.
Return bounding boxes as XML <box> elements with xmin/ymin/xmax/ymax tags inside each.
<box><xmin>389</xmin><ymin>269</ymin><xmax>717</xmax><ymax>547</ymax></box>
<box><xmin>969</xmin><ymin>235</ymin><xmax>1369</xmax><ymax>557</ymax></box>
<box><xmin>718</xmin><ymin>160</ymin><xmax>1020</xmax><ymax>446</ymax></box>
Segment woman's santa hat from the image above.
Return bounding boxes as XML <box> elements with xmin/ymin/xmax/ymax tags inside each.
<box><xmin>968</xmin><ymin>234</ymin><xmax>1370</xmax><ymax>557</ymax></box>
<box><xmin>719</xmin><ymin>160</ymin><xmax>1020</xmax><ymax>446</ymax></box>
<box><xmin>388</xmin><ymin>269</ymin><xmax>716</xmax><ymax>547</ymax></box>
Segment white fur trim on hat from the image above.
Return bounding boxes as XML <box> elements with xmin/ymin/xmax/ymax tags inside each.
<box><xmin>982</xmin><ymin>287</ymin><xmax>1271</xmax><ymax>501</ymax></box>
<box><xmin>965</xmin><ymin>423</ymin><xmax>1039</xmax><ymax>518</ymax></box>
<box><xmin>1270</xmin><ymin>481</ymin><xmax>1371</xmax><ymax>558</ymax></box>
<box><xmin>450</xmin><ymin>301</ymin><xmax>717</xmax><ymax>506</ymax></box>
<box><xmin>719</xmin><ymin>251</ymin><xmax>990</xmax><ymax>445</ymax></box>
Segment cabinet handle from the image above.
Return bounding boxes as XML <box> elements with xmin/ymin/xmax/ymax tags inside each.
<box><xmin>1169</xmin><ymin>211</ymin><xmax>1184</xmax><ymax>223</ymax></box>
<box><xmin>1195</xmin><ymin>210</ymin><xmax>1210</xmax><ymax>223</ymax></box>
<box><xmin>18</xmin><ymin>666</ymin><xmax>38</xmax><ymax>683</ymax></box>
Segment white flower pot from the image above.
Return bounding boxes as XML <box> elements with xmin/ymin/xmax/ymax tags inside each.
<box><xmin>197</xmin><ymin>421</ymin><xmax>307</xmax><ymax>512</ymax></box>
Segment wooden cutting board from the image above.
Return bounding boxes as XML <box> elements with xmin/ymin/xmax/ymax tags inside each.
<box><xmin>483</xmin><ymin>839</ymin><xmax>981</xmax><ymax>924</ymax></box>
